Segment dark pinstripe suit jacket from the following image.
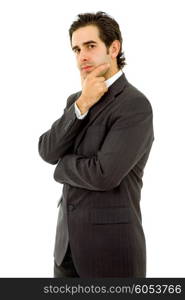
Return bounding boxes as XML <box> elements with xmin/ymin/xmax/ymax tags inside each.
<box><xmin>38</xmin><ymin>73</ymin><xmax>154</xmax><ymax>277</ymax></box>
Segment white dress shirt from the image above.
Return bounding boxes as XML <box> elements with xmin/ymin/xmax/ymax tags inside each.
<box><xmin>74</xmin><ymin>69</ymin><xmax>123</xmax><ymax>119</ymax></box>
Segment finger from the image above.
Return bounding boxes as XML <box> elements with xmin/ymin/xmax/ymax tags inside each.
<box><xmin>89</xmin><ymin>63</ymin><xmax>110</xmax><ymax>78</ymax></box>
<box><xmin>97</xmin><ymin>82</ymin><xmax>108</xmax><ymax>92</ymax></box>
<box><xmin>96</xmin><ymin>76</ymin><xmax>105</xmax><ymax>82</ymax></box>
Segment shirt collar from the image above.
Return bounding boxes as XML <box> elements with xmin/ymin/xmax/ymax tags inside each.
<box><xmin>105</xmin><ymin>69</ymin><xmax>123</xmax><ymax>88</ymax></box>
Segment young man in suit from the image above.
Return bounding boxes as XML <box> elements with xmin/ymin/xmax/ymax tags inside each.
<box><xmin>38</xmin><ymin>11</ymin><xmax>154</xmax><ymax>278</ymax></box>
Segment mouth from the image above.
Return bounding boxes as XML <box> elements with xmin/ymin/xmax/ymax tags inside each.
<box><xmin>81</xmin><ymin>65</ymin><xmax>93</xmax><ymax>71</ymax></box>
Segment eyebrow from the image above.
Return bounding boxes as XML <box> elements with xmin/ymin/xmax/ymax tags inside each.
<box><xmin>72</xmin><ymin>40</ymin><xmax>97</xmax><ymax>51</ymax></box>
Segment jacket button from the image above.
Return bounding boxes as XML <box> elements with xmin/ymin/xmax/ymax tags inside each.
<box><xmin>68</xmin><ymin>204</ymin><xmax>75</xmax><ymax>212</ymax></box>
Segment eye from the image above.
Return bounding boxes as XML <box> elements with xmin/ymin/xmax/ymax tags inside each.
<box><xmin>88</xmin><ymin>44</ymin><xmax>95</xmax><ymax>49</ymax></box>
<box><xmin>73</xmin><ymin>48</ymin><xmax>80</xmax><ymax>54</ymax></box>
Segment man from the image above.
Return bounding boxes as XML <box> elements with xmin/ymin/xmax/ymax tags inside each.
<box><xmin>38</xmin><ymin>11</ymin><xmax>154</xmax><ymax>278</ymax></box>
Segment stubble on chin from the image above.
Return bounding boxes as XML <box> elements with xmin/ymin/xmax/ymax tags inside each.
<box><xmin>80</xmin><ymin>69</ymin><xmax>91</xmax><ymax>83</ymax></box>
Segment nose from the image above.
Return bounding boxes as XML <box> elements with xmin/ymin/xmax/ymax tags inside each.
<box><xmin>79</xmin><ymin>49</ymin><xmax>89</xmax><ymax>63</ymax></box>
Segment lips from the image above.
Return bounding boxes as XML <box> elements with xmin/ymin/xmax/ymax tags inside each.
<box><xmin>81</xmin><ymin>65</ymin><xmax>93</xmax><ymax>71</ymax></box>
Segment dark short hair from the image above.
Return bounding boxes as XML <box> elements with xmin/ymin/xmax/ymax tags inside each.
<box><xmin>69</xmin><ymin>11</ymin><xmax>126</xmax><ymax>69</ymax></box>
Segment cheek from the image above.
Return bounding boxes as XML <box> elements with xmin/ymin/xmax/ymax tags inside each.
<box><xmin>76</xmin><ymin>57</ymin><xmax>80</xmax><ymax>67</ymax></box>
<box><xmin>77</xmin><ymin>60</ymin><xmax>82</xmax><ymax>72</ymax></box>
<box><xmin>94</xmin><ymin>53</ymin><xmax>110</xmax><ymax>65</ymax></box>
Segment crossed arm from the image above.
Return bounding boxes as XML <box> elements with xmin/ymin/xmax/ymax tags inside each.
<box><xmin>38</xmin><ymin>93</ymin><xmax>84</xmax><ymax>164</ymax></box>
<box><xmin>53</xmin><ymin>102</ymin><xmax>154</xmax><ymax>191</ymax></box>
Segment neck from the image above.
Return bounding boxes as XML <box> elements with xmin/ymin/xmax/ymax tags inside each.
<box><xmin>104</xmin><ymin>64</ymin><xmax>120</xmax><ymax>80</ymax></box>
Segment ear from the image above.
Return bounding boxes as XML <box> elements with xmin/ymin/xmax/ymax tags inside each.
<box><xmin>110</xmin><ymin>40</ymin><xmax>121</xmax><ymax>59</ymax></box>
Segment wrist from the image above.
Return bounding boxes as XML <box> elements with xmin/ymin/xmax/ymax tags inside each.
<box><xmin>76</xmin><ymin>96</ymin><xmax>89</xmax><ymax>114</ymax></box>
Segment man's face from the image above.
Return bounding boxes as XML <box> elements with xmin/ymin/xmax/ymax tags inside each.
<box><xmin>71</xmin><ymin>25</ymin><xmax>112</xmax><ymax>80</ymax></box>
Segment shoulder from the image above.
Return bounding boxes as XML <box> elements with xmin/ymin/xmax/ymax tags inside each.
<box><xmin>66</xmin><ymin>91</ymin><xmax>82</xmax><ymax>108</ymax></box>
<box><xmin>117</xmin><ymin>80</ymin><xmax>153</xmax><ymax>114</ymax></box>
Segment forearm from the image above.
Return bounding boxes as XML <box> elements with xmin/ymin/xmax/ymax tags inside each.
<box><xmin>38</xmin><ymin>101</ymin><xmax>85</xmax><ymax>164</ymax></box>
<box><xmin>53</xmin><ymin>109</ymin><xmax>154</xmax><ymax>190</ymax></box>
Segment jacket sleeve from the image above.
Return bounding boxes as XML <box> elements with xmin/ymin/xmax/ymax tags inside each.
<box><xmin>53</xmin><ymin>97</ymin><xmax>154</xmax><ymax>190</ymax></box>
<box><xmin>38</xmin><ymin>93</ymin><xmax>85</xmax><ymax>165</ymax></box>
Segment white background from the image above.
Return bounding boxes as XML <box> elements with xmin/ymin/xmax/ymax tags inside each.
<box><xmin>0</xmin><ymin>0</ymin><xmax>185</xmax><ymax>277</ymax></box>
